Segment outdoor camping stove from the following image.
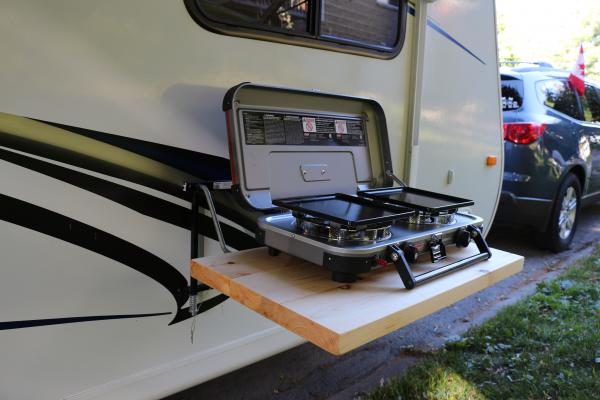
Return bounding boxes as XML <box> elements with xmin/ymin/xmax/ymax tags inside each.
<box><xmin>221</xmin><ymin>83</ymin><xmax>492</xmax><ymax>289</ymax></box>
<box><xmin>259</xmin><ymin>191</ymin><xmax>491</xmax><ymax>288</ymax></box>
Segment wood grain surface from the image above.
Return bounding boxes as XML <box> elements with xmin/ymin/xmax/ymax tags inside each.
<box><xmin>191</xmin><ymin>244</ymin><xmax>523</xmax><ymax>355</ymax></box>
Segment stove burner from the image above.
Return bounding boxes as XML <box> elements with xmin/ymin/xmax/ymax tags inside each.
<box><xmin>407</xmin><ymin>210</ymin><xmax>457</xmax><ymax>225</ymax></box>
<box><xmin>296</xmin><ymin>216</ymin><xmax>392</xmax><ymax>243</ymax></box>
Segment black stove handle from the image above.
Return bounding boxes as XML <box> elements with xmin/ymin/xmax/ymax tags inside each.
<box><xmin>388</xmin><ymin>225</ymin><xmax>492</xmax><ymax>290</ymax></box>
<box><xmin>387</xmin><ymin>244</ymin><xmax>416</xmax><ymax>289</ymax></box>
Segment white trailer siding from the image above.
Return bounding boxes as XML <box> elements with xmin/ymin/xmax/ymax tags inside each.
<box><xmin>0</xmin><ymin>1</ymin><xmax>502</xmax><ymax>399</ymax></box>
<box><xmin>409</xmin><ymin>0</ymin><xmax>503</xmax><ymax>227</ymax></box>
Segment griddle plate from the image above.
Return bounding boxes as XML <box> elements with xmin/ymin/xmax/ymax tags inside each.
<box><xmin>273</xmin><ymin>193</ymin><xmax>414</xmax><ymax>228</ymax></box>
<box><xmin>359</xmin><ymin>187</ymin><xmax>474</xmax><ymax>214</ymax></box>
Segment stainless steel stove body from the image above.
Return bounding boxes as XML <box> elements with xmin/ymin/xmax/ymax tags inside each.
<box><xmin>257</xmin><ymin>212</ymin><xmax>489</xmax><ymax>286</ymax></box>
<box><xmin>259</xmin><ymin>212</ymin><xmax>482</xmax><ymax>263</ymax></box>
<box><xmin>223</xmin><ymin>83</ymin><xmax>492</xmax><ymax>288</ymax></box>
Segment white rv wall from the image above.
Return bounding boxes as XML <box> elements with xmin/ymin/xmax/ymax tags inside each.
<box><xmin>0</xmin><ymin>1</ymin><xmax>501</xmax><ymax>399</ymax></box>
<box><xmin>0</xmin><ymin>1</ymin><xmax>413</xmax><ymax>399</ymax></box>
<box><xmin>409</xmin><ymin>0</ymin><xmax>503</xmax><ymax>230</ymax></box>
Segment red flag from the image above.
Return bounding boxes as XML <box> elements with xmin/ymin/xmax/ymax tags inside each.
<box><xmin>569</xmin><ymin>44</ymin><xmax>585</xmax><ymax>96</ymax></box>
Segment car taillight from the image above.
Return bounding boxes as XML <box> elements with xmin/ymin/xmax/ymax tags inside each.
<box><xmin>503</xmin><ymin>123</ymin><xmax>546</xmax><ymax>144</ymax></box>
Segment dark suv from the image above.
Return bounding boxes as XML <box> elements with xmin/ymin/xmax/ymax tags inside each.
<box><xmin>495</xmin><ymin>65</ymin><xmax>600</xmax><ymax>251</ymax></box>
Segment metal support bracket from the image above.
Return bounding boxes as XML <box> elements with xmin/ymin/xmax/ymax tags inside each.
<box><xmin>385</xmin><ymin>170</ymin><xmax>407</xmax><ymax>188</ymax></box>
<box><xmin>183</xmin><ymin>180</ymin><xmax>232</xmax><ymax>317</ymax></box>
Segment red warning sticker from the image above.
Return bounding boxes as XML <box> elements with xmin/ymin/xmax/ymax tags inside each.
<box><xmin>302</xmin><ymin>117</ymin><xmax>317</xmax><ymax>133</ymax></box>
<box><xmin>334</xmin><ymin>119</ymin><xmax>348</xmax><ymax>134</ymax></box>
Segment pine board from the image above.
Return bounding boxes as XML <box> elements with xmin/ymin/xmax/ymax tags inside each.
<box><xmin>191</xmin><ymin>244</ymin><xmax>523</xmax><ymax>355</ymax></box>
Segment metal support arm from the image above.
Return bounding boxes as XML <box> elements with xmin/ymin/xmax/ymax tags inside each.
<box><xmin>184</xmin><ymin>180</ymin><xmax>232</xmax><ymax>317</ymax></box>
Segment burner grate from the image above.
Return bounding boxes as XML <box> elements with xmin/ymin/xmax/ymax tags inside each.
<box><xmin>408</xmin><ymin>210</ymin><xmax>457</xmax><ymax>225</ymax></box>
<box><xmin>295</xmin><ymin>215</ymin><xmax>392</xmax><ymax>243</ymax></box>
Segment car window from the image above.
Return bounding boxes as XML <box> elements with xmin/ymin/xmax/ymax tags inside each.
<box><xmin>581</xmin><ymin>84</ymin><xmax>600</xmax><ymax>123</ymax></box>
<box><xmin>537</xmin><ymin>79</ymin><xmax>582</xmax><ymax>120</ymax></box>
<box><xmin>501</xmin><ymin>76</ymin><xmax>524</xmax><ymax>111</ymax></box>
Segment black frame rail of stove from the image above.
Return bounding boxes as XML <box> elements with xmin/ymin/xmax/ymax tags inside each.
<box><xmin>387</xmin><ymin>225</ymin><xmax>492</xmax><ymax>290</ymax></box>
<box><xmin>184</xmin><ymin>181</ymin><xmax>493</xmax><ymax>298</ymax></box>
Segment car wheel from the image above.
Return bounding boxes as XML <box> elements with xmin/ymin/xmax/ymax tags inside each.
<box><xmin>544</xmin><ymin>173</ymin><xmax>581</xmax><ymax>252</ymax></box>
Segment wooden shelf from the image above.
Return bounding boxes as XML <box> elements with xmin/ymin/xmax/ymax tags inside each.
<box><xmin>191</xmin><ymin>244</ymin><xmax>523</xmax><ymax>355</ymax></box>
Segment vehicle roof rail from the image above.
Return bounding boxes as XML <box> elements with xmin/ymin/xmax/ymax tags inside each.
<box><xmin>499</xmin><ymin>60</ymin><xmax>554</xmax><ymax>68</ymax></box>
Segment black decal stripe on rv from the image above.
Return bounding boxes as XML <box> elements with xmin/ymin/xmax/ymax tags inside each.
<box><xmin>407</xmin><ymin>5</ymin><xmax>486</xmax><ymax>65</ymax></box>
<box><xmin>36</xmin><ymin>119</ymin><xmax>232</xmax><ymax>182</ymax></box>
<box><xmin>0</xmin><ymin>120</ymin><xmax>179</xmax><ymax>195</ymax></box>
<box><xmin>0</xmin><ymin>147</ymin><xmax>258</xmax><ymax>251</ymax></box>
<box><xmin>170</xmin><ymin>294</ymin><xmax>230</xmax><ymax>325</ymax></box>
<box><xmin>0</xmin><ymin>114</ymin><xmax>259</xmax><ymax>233</ymax></box>
<box><xmin>0</xmin><ymin>193</ymin><xmax>190</xmax><ymax>315</ymax></box>
<box><xmin>0</xmin><ymin>193</ymin><xmax>231</xmax><ymax>326</ymax></box>
<box><xmin>0</xmin><ymin>312</ymin><xmax>171</xmax><ymax>331</ymax></box>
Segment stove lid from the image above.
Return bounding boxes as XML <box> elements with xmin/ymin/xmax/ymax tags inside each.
<box><xmin>223</xmin><ymin>83</ymin><xmax>393</xmax><ymax>210</ymax></box>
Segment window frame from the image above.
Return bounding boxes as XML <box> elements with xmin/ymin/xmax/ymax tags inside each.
<box><xmin>376</xmin><ymin>0</ymin><xmax>400</xmax><ymax>11</ymax></box>
<box><xmin>183</xmin><ymin>0</ymin><xmax>408</xmax><ymax>59</ymax></box>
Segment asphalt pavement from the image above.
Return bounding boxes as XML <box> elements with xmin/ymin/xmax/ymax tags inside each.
<box><xmin>165</xmin><ymin>203</ymin><xmax>600</xmax><ymax>400</ymax></box>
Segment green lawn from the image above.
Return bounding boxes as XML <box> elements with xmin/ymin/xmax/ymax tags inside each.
<box><xmin>365</xmin><ymin>248</ymin><xmax>600</xmax><ymax>400</ymax></box>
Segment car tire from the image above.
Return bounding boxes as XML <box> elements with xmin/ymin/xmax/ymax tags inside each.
<box><xmin>541</xmin><ymin>173</ymin><xmax>581</xmax><ymax>252</ymax></box>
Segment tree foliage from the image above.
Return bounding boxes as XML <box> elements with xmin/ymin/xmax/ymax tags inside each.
<box><xmin>497</xmin><ymin>1</ymin><xmax>600</xmax><ymax>82</ymax></box>
<box><xmin>550</xmin><ymin>13</ymin><xmax>600</xmax><ymax>82</ymax></box>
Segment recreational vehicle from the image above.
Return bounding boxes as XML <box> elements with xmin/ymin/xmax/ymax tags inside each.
<box><xmin>0</xmin><ymin>1</ymin><xmax>517</xmax><ymax>399</ymax></box>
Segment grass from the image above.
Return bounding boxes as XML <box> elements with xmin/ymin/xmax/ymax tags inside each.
<box><xmin>365</xmin><ymin>248</ymin><xmax>600</xmax><ymax>400</ymax></box>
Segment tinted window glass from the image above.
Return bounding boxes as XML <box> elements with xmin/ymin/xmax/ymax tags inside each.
<box><xmin>320</xmin><ymin>0</ymin><xmax>399</xmax><ymax>48</ymax></box>
<box><xmin>501</xmin><ymin>76</ymin><xmax>524</xmax><ymax>111</ymax></box>
<box><xmin>537</xmin><ymin>79</ymin><xmax>581</xmax><ymax>119</ymax></box>
<box><xmin>189</xmin><ymin>0</ymin><xmax>403</xmax><ymax>53</ymax></box>
<box><xmin>581</xmin><ymin>85</ymin><xmax>600</xmax><ymax>123</ymax></box>
<box><xmin>195</xmin><ymin>0</ymin><xmax>310</xmax><ymax>34</ymax></box>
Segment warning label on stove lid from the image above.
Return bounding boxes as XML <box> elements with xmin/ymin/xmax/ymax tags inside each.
<box><xmin>242</xmin><ymin>111</ymin><xmax>366</xmax><ymax>147</ymax></box>
<box><xmin>334</xmin><ymin>120</ymin><xmax>347</xmax><ymax>134</ymax></box>
<box><xmin>302</xmin><ymin>117</ymin><xmax>317</xmax><ymax>133</ymax></box>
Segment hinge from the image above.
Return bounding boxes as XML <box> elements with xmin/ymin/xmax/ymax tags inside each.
<box><xmin>385</xmin><ymin>170</ymin><xmax>407</xmax><ymax>187</ymax></box>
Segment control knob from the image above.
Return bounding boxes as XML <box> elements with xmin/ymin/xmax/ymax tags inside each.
<box><xmin>455</xmin><ymin>228</ymin><xmax>471</xmax><ymax>248</ymax></box>
<box><xmin>402</xmin><ymin>244</ymin><xmax>419</xmax><ymax>263</ymax></box>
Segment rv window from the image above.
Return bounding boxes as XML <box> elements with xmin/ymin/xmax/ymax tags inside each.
<box><xmin>193</xmin><ymin>0</ymin><xmax>310</xmax><ymax>34</ymax></box>
<box><xmin>537</xmin><ymin>79</ymin><xmax>582</xmax><ymax>120</ymax></box>
<box><xmin>501</xmin><ymin>76</ymin><xmax>524</xmax><ymax>111</ymax></box>
<box><xmin>320</xmin><ymin>0</ymin><xmax>400</xmax><ymax>48</ymax></box>
<box><xmin>185</xmin><ymin>0</ymin><xmax>407</xmax><ymax>58</ymax></box>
